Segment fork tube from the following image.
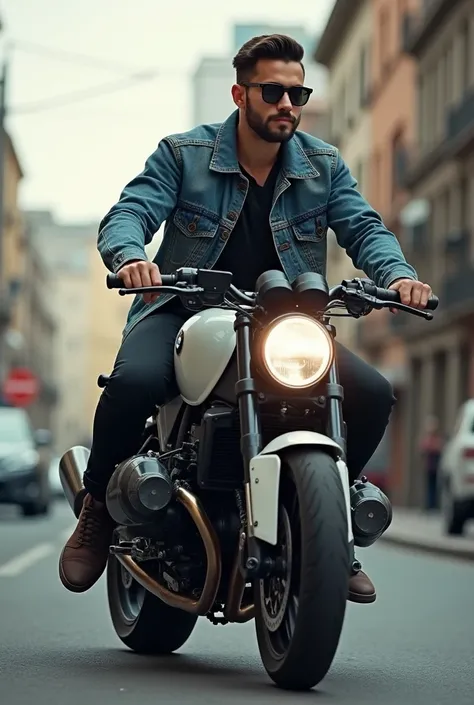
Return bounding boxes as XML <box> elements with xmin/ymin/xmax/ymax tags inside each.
<box><xmin>234</xmin><ymin>312</ymin><xmax>262</xmax><ymax>484</ymax></box>
<box><xmin>326</xmin><ymin>361</ymin><xmax>347</xmax><ymax>462</ymax></box>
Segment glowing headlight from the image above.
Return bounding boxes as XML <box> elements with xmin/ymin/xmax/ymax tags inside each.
<box><xmin>262</xmin><ymin>315</ymin><xmax>333</xmax><ymax>388</ymax></box>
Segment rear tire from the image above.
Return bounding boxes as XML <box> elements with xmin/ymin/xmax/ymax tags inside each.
<box><xmin>107</xmin><ymin>553</ymin><xmax>197</xmax><ymax>654</ymax></box>
<box><xmin>255</xmin><ymin>448</ymin><xmax>350</xmax><ymax>691</ymax></box>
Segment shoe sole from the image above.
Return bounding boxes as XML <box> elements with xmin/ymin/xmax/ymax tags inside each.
<box><xmin>58</xmin><ymin>546</ymin><xmax>100</xmax><ymax>594</ymax></box>
<box><xmin>348</xmin><ymin>590</ymin><xmax>377</xmax><ymax>604</ymax></box>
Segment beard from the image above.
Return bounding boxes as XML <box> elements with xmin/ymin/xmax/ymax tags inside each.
<box><xmin>245</xmin><ymin>99</ymin><xmax>300</xmax><ymax>143</ymax></box>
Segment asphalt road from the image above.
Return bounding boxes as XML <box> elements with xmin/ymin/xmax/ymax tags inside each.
<box><xmin>0</xmin><ymin>500</ymin><xmax>473</xmax><ymax>705</ymax></box>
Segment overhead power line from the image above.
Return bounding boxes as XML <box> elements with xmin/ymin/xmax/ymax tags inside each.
<box><xmin>8</xmin><ymin>39</ymin><xmax>189</xmax><ymax>117</ymax></box>
<box><xmin>10</xmin><ymin>72</ymin><xmax>160</xmax><ymax>115</ymax></box>
<box><xmin>12</xmin><ymin>39</ymin><xmax>146</xmax><ymax>74</ymax></box>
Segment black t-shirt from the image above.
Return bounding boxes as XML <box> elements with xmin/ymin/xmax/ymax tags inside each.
<box><xmin>214</xmin><ymin>161</ymin><xmax>282</xmax><ymax>291</ymax></box>
<box><xmin>162</xmin><ymin>159</ymin><xmax>282</xmax><ymax>316</ymax></box>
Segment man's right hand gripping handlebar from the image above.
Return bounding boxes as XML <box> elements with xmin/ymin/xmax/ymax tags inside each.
<box><xmin>113</xmin><ymin>260</ymin><xmax>162</xmax><ymax>304</ymax></box>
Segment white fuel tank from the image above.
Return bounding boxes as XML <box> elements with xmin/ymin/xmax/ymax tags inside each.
<box><xmin>174</xmin><ymin>308</ymin><xmax>236</xmax><ymax>406</ymax></box>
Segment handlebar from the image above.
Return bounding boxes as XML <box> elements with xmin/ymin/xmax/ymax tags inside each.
<box><xmin>331</xmin><ymin>280</ymin><xmax>439</xmax><ymax>312</ymax></box>
<box><xmin>107</xmin><ymin>272</ymin><xmax>177</xmax><ymax>288</ymax></box>
<box><xmin>106</xmin><ymin>268</ymin><xmax>439</xmax><ymax>318</ymax></box>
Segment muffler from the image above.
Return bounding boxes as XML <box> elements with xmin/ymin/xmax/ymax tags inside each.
<box><xmin>59</xmin><ymin>445</ymin><xmax>89</xmax><ymax>516</ymax></box>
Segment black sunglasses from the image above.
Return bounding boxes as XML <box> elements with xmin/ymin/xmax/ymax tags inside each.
<box><xmin>240</xmin><ymin>82</ymin><xmax>313</xmax><ymax>107</ymax></box>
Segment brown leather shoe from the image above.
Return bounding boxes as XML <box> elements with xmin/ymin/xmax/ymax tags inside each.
<box><xmin>348</xmin><ymin>561</ymin><xmax>376</xmax><ymax>604</ymax></box>
<box><xmin>59</xmin><ymin>493</ymin><xmax>115</xmax><ymax>593</ymax></box>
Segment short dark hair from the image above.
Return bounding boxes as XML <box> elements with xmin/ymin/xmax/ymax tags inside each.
<box><xmin>232</xmin><ymin>34</ymin><xmax>305</xmax><ymax>84</ymax></box>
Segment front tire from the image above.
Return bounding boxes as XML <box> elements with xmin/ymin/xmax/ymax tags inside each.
<box><xmin>107</xmin><ymin>553</ymin><xmax>197</xmax><ymax>654</ymax></box>
<box><xmin>254</xmin><ymin>448</ymin><xmax>350</xmax><ymax>691</ymax></box>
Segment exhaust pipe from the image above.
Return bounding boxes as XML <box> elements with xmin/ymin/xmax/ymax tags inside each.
<box><xmin>59</xmin><ymin>446</ymin><xmax>90</xmax><ymax>516</ymax></box>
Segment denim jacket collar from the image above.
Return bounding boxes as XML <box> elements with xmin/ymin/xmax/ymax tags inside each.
<box><xmin>209</xmin><ymin>110</ymin><xmax>319</xmax><ymax>180</ymax></box>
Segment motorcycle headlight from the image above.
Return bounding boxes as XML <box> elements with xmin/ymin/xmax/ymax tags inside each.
<box><xmin>262</xmin><ymin>314</ymin><xmax>334</xmax><ymax>389</ymax></box>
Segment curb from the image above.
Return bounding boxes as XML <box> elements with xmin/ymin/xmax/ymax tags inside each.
<box><xmin>381</xmin><ymin>533</ymin><xmax>474</xmax><ymax>562</ymax></box>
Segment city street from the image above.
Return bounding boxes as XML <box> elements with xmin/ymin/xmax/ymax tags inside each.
<box><xmin>0</xmin><ymin>500</ymin><xmax>473</xmax><ymax>704</ymax></box>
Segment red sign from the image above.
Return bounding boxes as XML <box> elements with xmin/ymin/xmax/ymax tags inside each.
<box><xmin>3</xmin><ymin>367</ymin><xmax>39</xmax><ymax>407</ymax></box>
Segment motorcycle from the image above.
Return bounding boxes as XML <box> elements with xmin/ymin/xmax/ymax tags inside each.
<box><xmin>59</xmin><ymin>268</ymin><xmax>438</xmax><ymax>691</ymax></box>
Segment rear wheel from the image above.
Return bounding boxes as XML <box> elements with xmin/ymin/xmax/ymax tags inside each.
<box><xmin>107</xmin><ymin>551</ymin><xmax>197</xmax><ymax>654</ymax></box>
<box><xmin>254</xmin><ymin>448</ymin><xmax>350</xmax><ymax>691</ymax></box>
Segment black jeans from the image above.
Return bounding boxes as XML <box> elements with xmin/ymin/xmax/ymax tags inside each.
<box><xmin>83</xmin><ymin>310</ymin><xmax>396</xmax><ymax>501</ymax></box>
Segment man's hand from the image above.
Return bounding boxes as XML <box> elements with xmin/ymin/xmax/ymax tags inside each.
<box><xmin>388</xmin><ymin>278</ymin><xmax>432</xmax><ymax>313</ymax></box>
<box><xmin>118</xmin><ymin>260</ymin><xmax>162</xmax><ymax>304</ymax></box>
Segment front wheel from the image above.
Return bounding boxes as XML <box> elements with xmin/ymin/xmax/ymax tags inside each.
<box><xmin>254</xmin><ymin>448</ymin><xmax>350</xmax><ymax>691</ymax></box>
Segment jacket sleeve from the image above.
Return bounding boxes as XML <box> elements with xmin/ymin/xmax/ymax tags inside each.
<box><xmin>327</xmin><ymin>152</ymin><xmax>418</xmax><ymax>288</ymax></box>
<box><xmin>97</xmin><ymin>138</ymin><xmax>181</xmax><ymax>273</ymax></box>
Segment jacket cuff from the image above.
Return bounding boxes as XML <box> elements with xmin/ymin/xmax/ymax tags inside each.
<box><xmin>382</xmin><ymin>271</ymin><xmax>417</xmax><ymax>289</ymax></box>
<box><xmin>112</xmin><ymin>249</ymin><xmax>148</xmax><ymax>273</ymax></box>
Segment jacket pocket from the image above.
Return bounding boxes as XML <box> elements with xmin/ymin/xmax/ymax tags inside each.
<box><xmin>291</xmin><ymin>211</ymin><xmax>328</xmax><ymax>243</ymax></box>
<box><xmin>168</xmin><ymin>207</ymin><xmax>220</xmax><ymax>267</ymax></box>
<box><xmin>291</xmin><ymin>212</ymin><xmax>328</xmax><ymax>274</ymax></box>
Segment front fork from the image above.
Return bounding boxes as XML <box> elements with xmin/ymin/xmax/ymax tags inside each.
<box><xmin>234</xmin><ymin>315</ymin><xmax>354</xmax><ymax>579</ymax></box>
<box><xmin>234</xmin><ymin>313</ymin><xmax>268</xmax><ymax>579</ymax></box>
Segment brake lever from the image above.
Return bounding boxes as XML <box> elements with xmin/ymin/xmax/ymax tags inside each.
<box><xmin>118</xmin><ymin>285</ymin><xmax>204</xmax><ymax>297</ymax></box>
<box><xmin>377</xmin><ymin>298</ymin><xmax>434</xmax><ymax>320</ymax></box>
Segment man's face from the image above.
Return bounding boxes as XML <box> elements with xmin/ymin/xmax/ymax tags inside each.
<box><xmin>233</xmin><ymin>59</ymin><xmax>307</xmax><ymax>143</ymax></box>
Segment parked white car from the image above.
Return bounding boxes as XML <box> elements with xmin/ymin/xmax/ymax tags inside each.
<box><xmin>440</xmin><ymin>399</ymin><xmax>474</xmax><ymax>535</ymax></box>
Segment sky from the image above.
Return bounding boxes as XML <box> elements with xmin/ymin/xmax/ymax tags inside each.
<box><xmin>1</xmin><ymin>0</ymin><xmax>335</xmax><ymax>223</ymax></box>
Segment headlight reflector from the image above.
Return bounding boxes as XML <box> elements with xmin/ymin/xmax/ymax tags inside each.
<box><xmin>262</xmin><ymin>315</ymin><xmax>333</xmax><ymax>388</ymax></box>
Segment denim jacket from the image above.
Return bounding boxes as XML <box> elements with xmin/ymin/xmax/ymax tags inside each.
<box><xmin>98</xmin><ymin>110</ymin><xmax>417</xmax><ymax>338</ymax></box>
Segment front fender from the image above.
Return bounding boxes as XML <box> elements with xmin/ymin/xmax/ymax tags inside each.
<box><xmin>260</xmin><ymin>430</ymin><xmax>344</xmax><ymax>458</ymax></box>
<box><xmin>248</xmin><ymin>432</ymin><xmax>348</xmax><ymax>546</ymax></box>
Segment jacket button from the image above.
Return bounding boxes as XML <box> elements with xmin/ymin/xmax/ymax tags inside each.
<box><xmin>227</xmin><ymin>211</ymin><xmax>237</xmax><ymax>221</ymax></box>
<box><xmin>221</xmin><ymin>230</ymin><xmax>230</xmax><ymax>241</ymax></box>
<box><xmin>317</xmin><ymin>226</ymin><xmax>324</xmax><ymax>235</ymax></box>
<box><xmin>188</xmin><ymin>222</ymin><xmax>197</xmax><ymax>232</ymax></box>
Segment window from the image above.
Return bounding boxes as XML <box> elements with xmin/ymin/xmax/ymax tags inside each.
<box><xmin>460</xmin><ymin>18</ymin><xmax>470</xmax><ymax>93</ymax></box>
<box><xmin>392</xmin><ymin>131</ymin><xmax>408</xmax><ymax>196</ymax></box>
<box><xmin>379</xmin><ymin>7</ymin><xmax>390</xmax><ymax>75</ymax></box>
<box><xmin>359</xmin><ymin>44</ymin><xmax>370</xmax><ymax>107</ymax></box>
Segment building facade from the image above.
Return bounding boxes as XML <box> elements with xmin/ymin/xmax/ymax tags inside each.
<box><xmin>397</xmin><ymin>0</ymin><xmax>474</xmax><ymax>505</ymax></box>
<box><xmin>0</xmin><ymin>131</ymin><xmax>24</xmax><ymax>385</ymax></box>
<box><xmin>355</xmin><ymin>0</ymin><xmax>422</xmax><ymax>503</ymax></box>
<box><xmin>314</xmin><ymin>0</ymin><xmax>474</xmax><ymax>506</ymax></box>
<box><xmin>24</xmin><ymin>211</ymin><xmax>95</xmax><ymax>454</ymax></box>
<box><xmin>314</xmin><ymin>0</ymin><xmax>373</xmax><ymax>350</ymax></box>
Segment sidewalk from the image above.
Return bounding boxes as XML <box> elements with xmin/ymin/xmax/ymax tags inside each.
<box><xmin>381</xmin><ymin>508</ymin><xmax>474</xmax><ymax>561</ymax></box>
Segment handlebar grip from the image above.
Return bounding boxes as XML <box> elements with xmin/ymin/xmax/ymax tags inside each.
<box><xmin>374</xmin><ymin>286</ymin><xmax>439</xmax><ymax>310</ymax></box>
<box><xmin>106</xmin><ymin>273</ymin><xmax>177</xmax><ymax>289</ymax></box>
<box><xmin>106</xmin><ymin>273</ymin><xmax>123</xmax><ymax>289</ymax></box>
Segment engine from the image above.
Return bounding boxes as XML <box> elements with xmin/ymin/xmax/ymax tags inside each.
<box><xmin>105</xmin><ymin>453</ymin><xmax>174</xmax><ymax>526</ymax></box>
<box><xmin>350</xmin><ymin>477</ymin><xmax>392</xmax><ymax>548</ymax></box>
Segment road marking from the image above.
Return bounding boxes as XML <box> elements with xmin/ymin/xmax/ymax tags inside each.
<box><xmin>0</xmin><ymin>543</ymin><xmax>55</xmax><ymax>577</ymax></box>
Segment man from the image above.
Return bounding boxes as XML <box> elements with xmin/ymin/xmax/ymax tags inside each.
<box><xmin>59</xmin><ymin>34</ymin><xmax>432</xmax><ymax>602</ymax></box>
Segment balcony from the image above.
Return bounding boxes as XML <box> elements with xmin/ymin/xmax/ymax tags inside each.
<box><xmin>446</xmin><ymin>89</ymin><xmax>474</xmax><ymax>155</ymax></box>
<box><xmin>441</xmin><ymin>262</ymin><xmax>474</xmax><ymax>312</ymax></box>
<box><xmin>400</xmin><ymin>13</ymin><xmax>417</xmax><ymax>54</ymax></box>
<box><xmin>405</xmin><ymin>0</ymin><xmax>453</xmax><ymax>56</ymax></box>
<box><xmin>404</xmin><ymin>90</ymin><xmax>474</xmax><ymax>188</ymax></box>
